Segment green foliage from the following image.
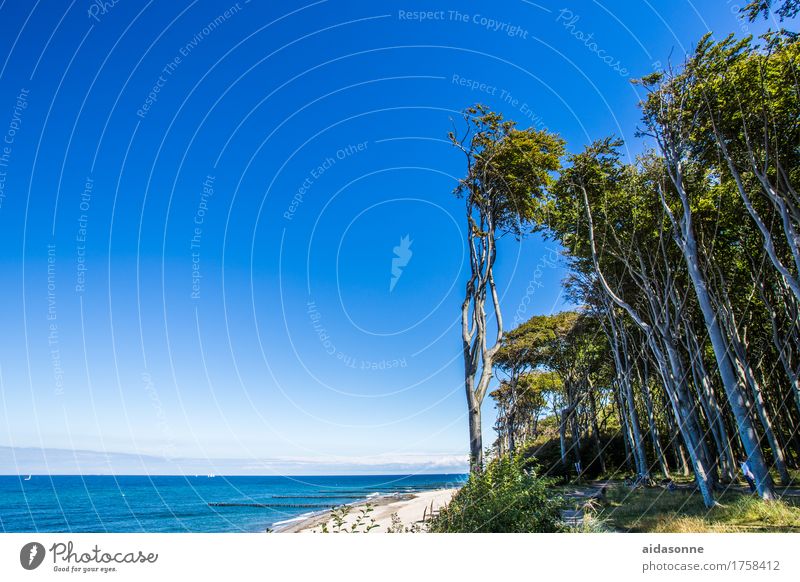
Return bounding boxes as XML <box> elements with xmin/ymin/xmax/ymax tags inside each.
<box><xmin>497</xmin><ymin>311</ymin><xmax>603</xmax><ymax>375</ymax></box>
<box><xmin>491</xmin><ymin>310</ymin><xmax>611</xmax><ymax>456</ymax></box>
<box><xmin>427</xmin><ymin>454</ymin><xmax>564</xmax><ymax>532</ymax></box>
<box><xmin>314</xmin><ymin>503</ymin><xmax>379</xmax><ymax>533</ymax></box>
<box><xmin>490</xmin><ymin>373</ymin><xmax>551</xmax><ymax>422</ymax></box>
<box><xmin>741</xmin><ymin>0</ymin><xmax>799</xmax><ymax>21</ymax></box>
<box><xmin>451</xmin><ymin>104</ymin><xmax>565</xmax><ymax>238</ymax></box>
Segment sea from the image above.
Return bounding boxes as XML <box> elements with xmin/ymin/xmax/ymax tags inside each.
<box><xmin>0</xmin><ymin>474</ymin><xmax>467</xmax><ymax>533</ymax></box>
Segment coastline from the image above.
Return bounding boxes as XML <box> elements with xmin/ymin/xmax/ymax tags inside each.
<box><xmin>273</xmin><ymin>487</ymin><xmax>458</xmax><ymax>533</ymax></box>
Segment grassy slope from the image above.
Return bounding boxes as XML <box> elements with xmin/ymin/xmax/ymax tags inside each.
<box><xmin>591</xmin><ymin>485</ymin><xmax>800</xmax><ymax>532</ymax></box>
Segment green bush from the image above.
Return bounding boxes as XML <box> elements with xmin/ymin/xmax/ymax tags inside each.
<box><xmin>428</xmin><ymin>454</ymin><xmax>564</xmax><ymax>532</ymax></box>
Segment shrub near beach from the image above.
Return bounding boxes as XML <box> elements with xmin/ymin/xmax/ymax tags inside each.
<box><xmin>428</xmin><ymin>455</ymin><xmax>563</xmax><ymax>533</ymax></box>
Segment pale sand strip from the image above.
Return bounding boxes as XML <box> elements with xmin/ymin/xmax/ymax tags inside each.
<box><xmin>275</xmin><ymin>488</ymin><xmax>458</xmax><ymax>533</ymax></box>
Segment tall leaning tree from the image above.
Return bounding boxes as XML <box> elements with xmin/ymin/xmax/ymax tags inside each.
<box><xmin>450</xmin><ymin>104</ymin><xmax>564</xmax><ymax>472</ymax></box>
<box><xmin>638</xmin><ymin>57</ymin><xmax>779</xmax><ymax>500</ymax></box>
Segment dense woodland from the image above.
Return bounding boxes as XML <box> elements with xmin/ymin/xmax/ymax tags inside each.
<box><xmin>455</xmin><ymin>2</ymin><xmax>800</xmax><ymax>508</ymax></box>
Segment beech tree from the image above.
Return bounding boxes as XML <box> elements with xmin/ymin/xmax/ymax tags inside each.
<box><xmin>450</xmin><ymin>104</ymin><xmax>564</xmax><ymax>471</ymax></box>
<box><xmin>634</xmin><ymin>31</ymin><xmax>800</xmax><ymax>498</ymax></box>
<box><xmin>476</xmin><ymin>4</ymin><xmax>799</xmax><ymax>506</ymax></box>
<box><xmin>492</xmin><ymin>311</ymin><xmax>610</xmax><ymax>473</ymax></box>
<box><xmin>491</xmin><ymin>372</ymin><xmax>550</xmax><ymax>456</ymax></box>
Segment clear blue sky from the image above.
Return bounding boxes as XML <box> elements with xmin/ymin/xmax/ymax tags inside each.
<box><xmin>0</xmin><ymin>0</ymin><xmax>776</xmax><ymax>474</ymax></box>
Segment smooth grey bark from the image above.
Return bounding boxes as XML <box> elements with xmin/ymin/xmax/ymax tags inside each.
<box><xmin>588</xmin><ymin>381</ymin><xmax>607</xmax><ymax>474</ymax></box>
<box><xmin>725</xmin><ymin>316</ymin><xmax>791</xmax><ymax>484</ymax></box>
<box><xmin>711</xmin><ymin>265</ymin><xmax>792</xmax><ymax>483</ymax></box>
<box><xmin>656</xmin><ymin>164</ymin><xmax>776</xmax><ymax>500</ymax></box>
<box><xmin>755</xmin><ymin>276</ymin><xmax>800</xmax><ymax>416</ymax></box>
<box><xmin>465</xmin><ymin>375</ymin><xmax>483</xmax><ymax>472</ymax></box>
<box><xmin>683</xmin><ymin>326</ymin><xmax>735</xmax><ymax>481</ymax></box>
<box><xmin>613</xmin><ymin>386</ymin><xmax>635</xmax><ymax>472</ymax></box>
<box><xmin>656</xmin><ymin>320</ymin><xmax>718</xmax><ymax>491</ymax></box>
<box><xmin>709</xmin><ymin>124</ymin><xmax>800</xmax><ymax>303</ymax></box>
<box><xmin>460</xmin><ymin>200</ymin><xmax>503</xmax><ymax>472</ymax></box>
<box><xmin>616</xmin><ymin>320</ymin><xmax>650</xmax><ymax>479</ymax></box>
<box><xmin>637</xmin><ymin>358</ymin><xmax>671</xmax><ymax>478</ymax></box>
<box><xmin>559</xmin><ymin>394</ymin><xmax>582</xmax><ymax>467</ymax></box>
<box><xmin>603</xmin><ymin>307</ymin><xmax>649</xmax><ymax>478</ymax></box>
<box><xmin>662</xmin><ymin>396</ymin><xmax>690</xmax><ymax>476</ymax></box>
<box><xmin>581</xmin><ymin>185</ymin><xmax>716</xmax><ymax>505</ymax></box>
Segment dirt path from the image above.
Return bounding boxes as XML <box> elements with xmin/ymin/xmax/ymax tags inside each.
<box><xmin>558</xmin><ymin>482</ymin><xmax>609</xmax><ymax>527</ymax></box>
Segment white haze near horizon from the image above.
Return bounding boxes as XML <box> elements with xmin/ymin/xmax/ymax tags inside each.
<box><xmin>0</xmin><ymin>446</ymin><xmax>468</xmax><ymax>476</ymax></box>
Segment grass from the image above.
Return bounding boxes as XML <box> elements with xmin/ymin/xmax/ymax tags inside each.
<box><xmin>593</xmin><ymin>485</ymin><xmax>800</xmax><ymax>532</ymax></box>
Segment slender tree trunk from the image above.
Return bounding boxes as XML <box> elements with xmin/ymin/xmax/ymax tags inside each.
<box><xmin>639</xmin><ymin>361</ymin><xmax>670</xmax><ymax>478</ymax></box>
<box><xmin>663</xmin><ymin>392</ymin><xmax>691</xmax><ymax>477</ymax></box>
<box><xmin>581</xmin><ymin>184</ymin><xmax>715</xmax><ymax>505</ymax></box>
<box><xmin>559</xmin><ymin>395</ymin><xmax>581</xmax><ymax>469</ymax></box>
<box><xmin>466</xmin><ymin>377</ymin><xmax>483</xmax><ymax>472</ymax></box>
<box><xmin>507</xmin><ymin>381</ymin><xmax>517</xmax><ymax>456</ymax></box>
<box><xmin>604</xmin><ymin>302</ymin><xmax>649</xmax><ymax>478</ymax></box>
<box><xmin>658</xmin><ymin>166</ymin><xmax>776</xmax><ymax>500</ymax></box>
<box><xmin>657</xmin><ymin>329</ymin><xmax>718</xmax><ymax>502</ymax></box>
<box><xmin>677</xmin><ymin>441</ymin><xmax>691</xmax><ymax>476</ymax></box>
<box><xmin>588</xmin><ymin>381</ymin><xmax>606</xmax><ymax>474</ymax></box>
<box><xmin>714</xmin><ymin>274</ymin><xmax>792</xmax><ymax>484</ymax></box>
<box><xmin>559</xmin><ymin>410</ymin><xmax>568</xmax><ymax>467</ymax></box>
<box><xmin>683</xmin><ymin>327</ymin><xmax>735</xmax><ymax>482</ymax></box>
<box><xmin>613</xmin><ymin>386</ymin><xmax>635</xmax><ymax>473</ymax></box>
<box><xmin>728</xmin><ymin>327</ymin><xmax>791</xmax><ymax>484</ymax></box>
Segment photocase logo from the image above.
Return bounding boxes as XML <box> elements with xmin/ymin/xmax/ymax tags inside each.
<box><xmin>20</xmin><ymin>542</ymin><xmax>45</xmax><ymax>570</ymax></box>
<box><xmin>390</xmin><ymin>235</ymin><xmax>413</xmax><ymax>292</ymax></box>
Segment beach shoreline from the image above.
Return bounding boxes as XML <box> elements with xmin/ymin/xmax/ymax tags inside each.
<box><xmin>273</xmin><ymin>487</ymin><xmax>458</xmax><ymax>533</ymax></box>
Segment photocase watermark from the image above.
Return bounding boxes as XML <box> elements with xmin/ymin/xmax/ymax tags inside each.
<box><xmin>0</xmin><ymin>88</ymin><xmax>30</xmax><ymax>212</ymax></box>
<box><xmin>726</xmin><ymin>0</ymin><xmax>752</xmax><ymax>34</ymax></box>
<box><xmin>307</xmin><ymin>299</ymin><xmax>407</xmax><ymax>371</ymax></box>
<box><xmin>512</xmin><ymin>247</ymin><xmax>560</xmax><ymax>326</ymax></box>
<box><xmin>24</xmin><ymin>540</ymin><xmax>159</xmax><ymax>574</ymax></box>
<box><xmin>451</xmin><ymin>74</ymin><xmax>499</xmax><ymax>97</ymax></box>
<box><xmin>451</xmin><ymin>74</ymin><xmax>547</xmax><ymax>130</ymax></box>
<box><xmin>142</xmin><ymin>372</ymin><xmax>177</xmax><ymax>460</ymax></box>
<box><xmin>190</xmin><ymin>175</ymin><xmax>215</xmax><ymax>300</ymax></box>
<box><xmin>20</xmin><ymin>542</ymin><xmax>45</xmax><ymax>570</ymax></box>
<box><xmin>87</xmin><ymin>0</ymin><xmax>122</xmax><ymax>23</ymax></box>
<box><xmin>308</xmin><ymin>299</ymin><xmax>337</xmax><ymax>357</ymax></box>
<box><xmin>136</xmin><ymin>2</ymin><xmax>245</xmax><ymax>119</ymax></box>
<box><xmin>397</xmin><ymin>9</ymin><xmax>529</xmax><ymax>38</ymax></box>
<box><xmin>75</xmin><ymin>177</ymin><xmax>94</xmax><ymax>294</ymax></box>
<box><xmin>46</xmin><ymin>244</ymin><xmax>64</xmax><ymax>396</ymax></box>
<box><xmin>390</xmin><ymin>235</ymin><xmax>413</xmax><ymax>292</ymax></box>
<box><xmin>284</xmin><ymin>141</ymin><xmax>369</xmax><ymax>221</ymax></box>
<box><xmin>556</xmin><ymin>9</ymin><xmax>629</xmax><ymax>77</ymax></box>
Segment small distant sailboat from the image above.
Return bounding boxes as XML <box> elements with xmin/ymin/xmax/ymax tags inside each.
<box><xmin>23</xmin><ymin>475</ymin><xmax>31</xmax><ymax>481</ymax></box>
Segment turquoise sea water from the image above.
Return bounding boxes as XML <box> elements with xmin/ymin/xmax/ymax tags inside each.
<box><xmin>0</xmin><ymin>474</ymin><xmax>466</xmax><ymax>533</ymax></box>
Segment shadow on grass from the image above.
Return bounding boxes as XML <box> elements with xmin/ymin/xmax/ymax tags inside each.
<box><xmin>594</xmin><ymin>485</ymin><xmax>800</xmax><ymax>533</ymax></box>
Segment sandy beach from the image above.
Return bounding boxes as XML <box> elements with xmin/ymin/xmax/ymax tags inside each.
<box><xmin>275</xmin><ymin>488</ymin><xmax>458</xmax><ymax>533</ymax></box>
